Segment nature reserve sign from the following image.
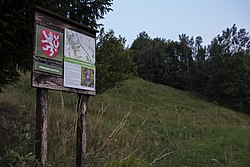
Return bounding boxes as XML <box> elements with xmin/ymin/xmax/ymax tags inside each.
<box><xmin>32</xmin><ymin>7</ymin><xmax>96</xmax><ymax>166</ymax></box>
<box><xmin>32</xmin><ymin>7</ymin><xmax>97</xmax><ymax>95</ymax></box>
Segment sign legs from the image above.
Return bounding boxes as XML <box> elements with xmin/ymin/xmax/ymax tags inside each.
<box><xmin>35</xmin><ymin>88</ymin><xmax>48</xmax><ymax>166</ymax></box>
<box><xmin>76</xmin><ymin>94</ymin><xmax>89</xmax><ymax>167</ymax></box>
<box><xmin>35</xmin><ymin>89</ymin><xmax>89</xmax><ymax>166</ymax></box>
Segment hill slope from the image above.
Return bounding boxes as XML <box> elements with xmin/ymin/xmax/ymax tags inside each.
<box><xmin>89</xmin><ymin>78</ymin><xmax>250</xmax><ymax>167</ymax></box>
<box><xmin>0</xmin><ymin>76</ymin><xmax>250</xmax><ymax>166</ymax></box>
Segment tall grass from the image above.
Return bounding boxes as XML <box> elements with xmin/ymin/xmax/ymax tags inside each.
<box><xmin>0</xmin><ymin>74</ymin><xmax>250</xmax><ymax>166</ymax></box>
<box><xmin>87</xmin><ymin>78</ymin><xmax>250</xmax><ymax>166</ymax></box>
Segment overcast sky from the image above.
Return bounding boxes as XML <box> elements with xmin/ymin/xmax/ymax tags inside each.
<box><xmin>98</xmin><ymin>0</ymin><xmax>250</xmax><ymax>46</ymax></box>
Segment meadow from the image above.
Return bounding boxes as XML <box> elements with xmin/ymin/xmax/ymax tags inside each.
<box><xmin>0</xmin><ymin>74</ymin><xmax>249</xmax><ymax>166</ymax></box>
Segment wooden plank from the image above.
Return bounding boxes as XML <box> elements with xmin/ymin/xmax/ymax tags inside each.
<box><xmin>35</xmin><ymin>88</ymin><xmax>48</xmax><ymax>166</ymax></box>
<box><xmin>76</xmin><ymin>94</ymin><xmax>89</xmax><ymax>167</ymax></box>
<box><xmin>32</xmin><ymin>72</ymin><xmax>96</xmax><ymax>95</ymax></box>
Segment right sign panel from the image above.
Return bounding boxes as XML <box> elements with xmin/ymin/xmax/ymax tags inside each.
<box><xmin>63</xmin><ymin>28</ymin><xmax>96</xmax><ymax>91</ymax></box>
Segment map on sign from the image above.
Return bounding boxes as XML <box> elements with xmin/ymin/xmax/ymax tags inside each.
<box><xmin>64</xmin><ymin>28</ymin><xmax>95</xmax><ymax>63</ymax></box>
<box><xmin>64</xmin><ymin>28</ymin><xmax>96</xmax><ymax>91</ymax></box>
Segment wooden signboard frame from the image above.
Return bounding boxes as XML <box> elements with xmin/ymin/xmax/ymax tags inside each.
<box><xmin>32</xmin><ymin>6</ymin><xmax>97</xmax><ymax>95</ymax></box>
<box><xmin>32</xmin><ymin>7</ymin><xmax>97</xmax><ymax>166</ymax></box>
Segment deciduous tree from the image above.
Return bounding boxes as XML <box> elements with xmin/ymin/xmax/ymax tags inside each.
<box><xmin>206</xmin><ymin>24</ymin><xmax>250</xmax><ymax>112</ymax></box>
<box><xmin>96</xmin><ymin>28</ymin><xmax>135</xmax><ymax>93</ymax></box>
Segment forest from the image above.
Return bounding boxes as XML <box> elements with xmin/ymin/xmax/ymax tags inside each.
<box><xmin>130</xmin><ymin>25</ymin><xmax>250</xmax><ymax>113</ymax></box>
<box><xmin>97</xmin><ymin>25</ymin><xmax>250</xmax><ymax>113</ymax></box>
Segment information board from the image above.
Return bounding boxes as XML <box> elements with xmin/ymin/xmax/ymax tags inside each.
<box><xmin>32</xmin><ymin>7</ymin><xmax>97</xmax><ymax>95</ymax></box>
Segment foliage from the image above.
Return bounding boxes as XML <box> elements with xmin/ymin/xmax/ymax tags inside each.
<box><xmin>131</xmin><ymin>32</ymin><xmax>205</xmax><ymax>90</ymax></box>
<box><xmin>0</xmin><ymin>128</ymin><xmax>38</xmax><ymax>167</ymax></box>
<box><xmin>96</xmin><ymin>28</ymin><xmax>135</xmax><ymax>93</ymax></box>
<box><xmin>130</xmin><ymin>31</ymin><xmax>154</xmax><ymax>82</ymax></box>
<box><xmin>206</xmin><ymin>25</ymin><xmax>250</xmax><ymax>112</ymax></box>
<box><xmin>0</xmin><ymin>0</ymin><xmax>33</xmax><ymax>91</ymax></box>
<box><xmin>0</xmin><ymin>0</ymin><xmax>113</xmax><ymax>91</ymax></box>
<box><xmin>35</xmin><ymin>0</ymin><xmax>113</xmax><ymax>29</ymax></box>
<box><xmin>0</xmin><ymin>91</ymin><xmax>39</xmax><ymax>167</ymax></box>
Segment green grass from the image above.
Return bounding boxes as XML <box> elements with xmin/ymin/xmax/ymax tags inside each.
<box><xmin>0</xmin><ymin>75</ymin><xmax>250</xmax><ymax>166</ymax></box>
<box><xmin>88</xmin><ymin>78</ymin><xmax>250</xmax><ymax>167</ymax></box>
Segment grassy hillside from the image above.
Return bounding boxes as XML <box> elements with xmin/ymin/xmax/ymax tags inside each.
<box><xmin>0</xmin><ymin>74</ymin><xmax>250</xmax><ymax>166</ymax></box>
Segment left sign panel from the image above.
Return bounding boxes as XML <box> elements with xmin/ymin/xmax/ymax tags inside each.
<box><xmin>35</xmin><ymin>25</ymin><xmax>63</xmax><ymax>62</ymax></box>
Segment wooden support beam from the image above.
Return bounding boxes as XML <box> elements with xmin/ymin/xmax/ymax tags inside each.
<box><xmin>76</xmin><ymin>94</ymin><xmax>89</xmax><ymax>167</ymax></box>
<box><xmin>35</xmin><ymin>88</ymin><xmax>48</xmax><ymax>166</ymax></box>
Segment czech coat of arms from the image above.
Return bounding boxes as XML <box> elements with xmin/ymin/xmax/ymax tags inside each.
<box><xmin>40</xmin><ymin>28</ymin><xmax>60</xmax><ymax>58</ymax></box>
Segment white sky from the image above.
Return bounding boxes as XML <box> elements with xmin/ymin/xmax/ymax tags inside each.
<box><xmin>98</xmin><ymin>0</ymin><xmax>250</xmax><ymax>47</ymax></box>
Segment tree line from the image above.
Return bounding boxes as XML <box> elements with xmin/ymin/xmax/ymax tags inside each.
<box><xmin>131</xmin><ymin>25</ymin><xmax>250</xmax><ymax>113</ymax></box>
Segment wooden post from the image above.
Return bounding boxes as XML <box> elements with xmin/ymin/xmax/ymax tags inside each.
<box><xmin>76</xmin><ymin>94</ymin><xmax>89</xmax><ymax>167</ymax></box>
<box><xmin>35</xmin><ymin>88</ymin><xmax>48</xmax><ymax>166</ymax></box>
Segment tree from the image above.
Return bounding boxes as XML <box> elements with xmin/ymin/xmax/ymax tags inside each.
<box><xmin>131</xmin><ymin>32</ymin><xmax>174</xmax><ymax>85</ymax></box>
<box><xmin>206</xmin><ymin>25</ymin><xmax>250</xmax><ymax>112</ymax></box>
<box><xmin>150</xmin><ymin>38</ymin><xmax>169</xmax><ymax>84</ymax></box>
<box><xmin>193</xmin><ymin>36</ymin><xmax>208</xmax><ymax>91</ymax></box>
<box><xmin>131</xmin><ymin>32</ymin><xmax>198</xmax><ymax>90</ymax></box>
<box><xmin>131</xmin><ymin>32</ymin><xmax>153</xmax><ymax>81</ymax></box>
<box><xmin>0</xmin><ymin>0</ymin><xmax>113</xmax><ymax>91</ymax></box>
<box><xmin>221</xmin><ymin>54</ymin><xmax>250</xmax><ymax>112</ymax></box>
<box><xmin>96</xmin><ymin>28</ymin><xmax>135</xmax><ymax>93</ymax></box>
<box><xmin>177</xmin><ymin>34</ymin><xmax>195</xmax><ymax>90</ymax></box>
<box><xmin>162</xmin><ymin>40</ymin><xmax>190</xmax><ymax>90</ymax></box>
<box><xmin>35</xmin><ymin>0</ymin><xmax>113</xmax><ymax>28</ymax></box>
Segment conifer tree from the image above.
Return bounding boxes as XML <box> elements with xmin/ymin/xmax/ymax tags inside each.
<box><xmin>0</xmin><ymin>0</ymin><xmax>113</xmax><ymax>91</ymax></box>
